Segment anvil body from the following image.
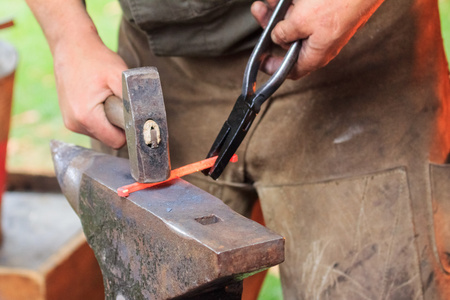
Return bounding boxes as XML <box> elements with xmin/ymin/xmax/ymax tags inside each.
<box><xmin>51</xmin><ymin>141</ymin><xmax>284</xmax><ymax>299</ymax></box>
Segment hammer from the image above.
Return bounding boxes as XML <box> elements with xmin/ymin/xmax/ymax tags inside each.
<box><xmin>52</xmin><ymin>67</ymin><xmax>285</xmax><ymax>299</ymax></box>
<box><xmin>104</xmin><ymin>67</ymin><xmax>171</xmax><ymax>184</ymax></box>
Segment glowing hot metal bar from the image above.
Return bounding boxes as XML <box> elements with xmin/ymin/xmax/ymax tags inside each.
<box><xmin>118</xmin><ymin>154</ymin><xmax>238</xmax><ymax>197</ymax></box>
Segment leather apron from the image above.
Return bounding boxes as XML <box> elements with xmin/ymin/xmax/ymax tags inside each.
<box><xmin>115</xmin><ymin>0</ymin><xmax>450</xmax><ymax>298</ymax></box>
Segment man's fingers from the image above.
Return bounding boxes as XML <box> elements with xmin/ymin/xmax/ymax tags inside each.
<box><xmin>294</xmin><ymin>39</ymin><xmax>326</xmax><ymax>75</ymax></box>
<box><xmin>271</xmin><ymin>18</ymin><xmax>309</xmax><ymax>49</ymax></box>
<box><xmin>269</xmin><ymin>2</ymin><xmax>312</xmax><ymax>49</ymax></box>
<box><xmin>107</xmin><ymin>58</ymin><xmax>127</xmax><ymax>97</ymax></box>
<box><xmin>265</xmin><ymin>0</ymin><xmax>280</xmax><ymax>9</ymax></box>
<box><xmin>63</xmin><ymin>99</ymin><xmax>126</xmax><ymax>149</ymax></box>
<box><xmin>260</xmin><ymin>55</ymin><xmax>280</xmax><ymax>76</ymax></box>
<box><xmin>261</xmin><ymin>55</ymin><xmax>308</xmax><ymax>80</ymax></box>
<box><xmin>251</xmin><ymin>1</ymin><xmax>270</xmax><ymax>28</ymax></box>
<box><xmin>86</xmin><ymin>104</ymin><xmax>126</xmax><ymax>149</ymax></box>
<box><xmin>260</xmin><ymin>36</ymin><xmax>337</xmax><ymax>80</ymax></box>
<box><xmin>109</xmin><ymin>75</ymin><xmax>123</xmax><ymax>99</ymax></box>
<box><xmin>252</xmin><ymin>1</ymin><xmax>298</xmax><ymax>36</ymax></box>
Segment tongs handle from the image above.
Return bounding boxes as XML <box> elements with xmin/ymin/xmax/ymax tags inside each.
<box><xmin>243</xmin><ymin>0</ymin><xmax>301</xmax><ymax>110</ymax></box>
<box><xmin>203</xmin><ymin>0</ymin><xmax>302</xmax><ymax>180</ymax></box>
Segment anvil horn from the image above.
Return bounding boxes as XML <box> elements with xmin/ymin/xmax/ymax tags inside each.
<box><xmin>50</xmin><ymin>139</ymin><xmax>95</xmax><ymax>214</ymax></box>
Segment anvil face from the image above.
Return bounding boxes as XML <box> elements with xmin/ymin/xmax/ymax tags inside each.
<box><xmin>51</xmin><ymin>141</ymin><xmax>284</xmax><ymax>299</ymax></box>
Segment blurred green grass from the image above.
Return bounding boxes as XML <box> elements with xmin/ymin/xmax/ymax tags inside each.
<box><xmin>259</xmin><ymin>272</ymin><xmax>284</xmax><ymax>300</ymax></box>
<box><xmin>0</xmin><ymin>1</ymin><xmax>449</xmax><ymax>298</ymax></box>
<box><xmin>442</xmin><ymin>0</ymin><xmax>450</xmax><ymax>54</ymax></box>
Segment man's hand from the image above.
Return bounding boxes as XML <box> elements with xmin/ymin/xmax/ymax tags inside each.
<box><xmin>53</xmin><ymin>34</ymin><xmax>127</xmax><ymax>148</ymax></box>
<box><xmin>251</xmin><ymin>0</ymin><xmax>385</xmax><ymax>79</ymax></box>
<box><xmin>26</xmin><ymin>0</ymin><xmax>127</xmax><ymax>148</ymax></box>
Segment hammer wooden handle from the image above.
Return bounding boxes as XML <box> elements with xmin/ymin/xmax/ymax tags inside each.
<box><xmin>104</xmin><ymin>95</ymin><xmax>125</xmax><ymax>130</ymax></box>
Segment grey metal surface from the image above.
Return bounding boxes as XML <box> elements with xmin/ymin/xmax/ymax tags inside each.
<box><xmin>0</xmin><ymin>192</ymin><xmax>81</xmax><ymax>269</ymax></box>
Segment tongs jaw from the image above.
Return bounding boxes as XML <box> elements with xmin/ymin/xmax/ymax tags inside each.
<box><xmin>204</xmin><ymin>95</ymin><xmax>256</xmax><ymax>179</ymax></box>
<box><xmin>203</xmin><ymin>0</ymin><xmax>302</xmax><ymax>180</ymax></box>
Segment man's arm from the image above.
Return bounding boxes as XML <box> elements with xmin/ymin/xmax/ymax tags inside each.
<box><xmin>26</xmin><ymin>0</ymin><xmax>127</xmax><ymax>148</ymax></box>
<box><xmin>251</xmin><ymin>0</ymin><xmax>385</xmax><ymax>79</ymax></box>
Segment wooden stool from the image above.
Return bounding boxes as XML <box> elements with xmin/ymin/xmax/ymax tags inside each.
<box><xmin>0</xmin><ymin>192</ymin><xmax>104</xmax><ymax>300</ymax></box>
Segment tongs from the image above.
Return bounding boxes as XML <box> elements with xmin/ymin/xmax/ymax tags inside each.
<box><xmin>203</xmin><ymin>0</ymin><xmax>302</xmax><ymax>179</ymax></box>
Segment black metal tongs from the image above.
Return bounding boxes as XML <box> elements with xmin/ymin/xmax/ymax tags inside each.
<box><xmin>203</xmin><ymin>0</ymin><xmax>302</xmax><ymax>179</ymax></box>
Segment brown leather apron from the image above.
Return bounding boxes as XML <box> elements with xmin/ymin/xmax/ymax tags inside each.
<box><xmin>115</xmin><ymin>0</ymin><xmax>450</xmax><ymax>298</ymax></box>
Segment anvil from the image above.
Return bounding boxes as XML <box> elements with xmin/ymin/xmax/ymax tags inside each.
<box><xmin>51</xmin><ymin>140</ymin><xmax>284</xmax><ymax>299</ymax></box>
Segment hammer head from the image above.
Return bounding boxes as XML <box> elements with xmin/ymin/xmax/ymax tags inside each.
<box><xmin>122</xmin><ymin>67</ymin><xmax>171</xmax><ymax>183</ymax></box>
<box><xmin>51</xmin><ymin>140</ymin><xmax>284</xmax><ymax>299</ymax></box>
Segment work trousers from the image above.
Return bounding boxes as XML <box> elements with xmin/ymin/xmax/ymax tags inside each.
<box><xmin>116</xmin><ymin>0</ymin><xmax>450</xmax><ymax>298</ymax></box>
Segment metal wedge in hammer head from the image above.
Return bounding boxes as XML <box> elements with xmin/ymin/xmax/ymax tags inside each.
<box><xmin>50</xmin><ymin>140</ymin><xmax>284</xmax><ymax>299</ymax></box>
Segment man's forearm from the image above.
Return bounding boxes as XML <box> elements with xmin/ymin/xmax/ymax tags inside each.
<box><xmin>25</xmin><ymin>0</ymin><xmax>128</xmax><ymax>148</ymax></box>
<box><xmin>25</xmin><ymin>0</ymin><xmax>101</xmax><ymax>55</ymax></box>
